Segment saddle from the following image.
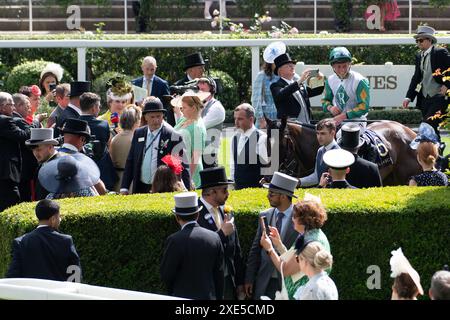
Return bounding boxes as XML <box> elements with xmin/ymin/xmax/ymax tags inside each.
<box><xmin>359</xmin><ymin>129</ymin><xmax>393</xmax><ymax>168</ymax></box>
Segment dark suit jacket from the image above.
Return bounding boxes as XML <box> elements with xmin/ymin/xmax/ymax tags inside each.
<box><xmin>6</xmin><ymin>226</ymin><xmax>81</xmax><ymax>281</ymax></box>
<box><xmin>131</xmin><ymin>75</ymin><xmax>170</xmax><ymax>99</ymax></box>
<box><xmin>406</xmin><ymin>45</ymin><xmax>450</xmax><ymax>108</ymax></box>
<box><xmin>13</xmin><ymin>112</ymin><xmax>40</xmax><ymax>181</ymax></box>
<box><xmin>0</xmin><ymin>114</ymin><xmax>30</xmax><ymax>183</ymax></box>
<box><xmin>347</xmin><ymin>155</ymin><xmax>382</xmax><ymax>188</ymax></box>
<box><xmin>197</xmin><ymin>199</ymin><xmax>245</xmax><ymax>290</ymax></box>
<box><xmin>329</xmin><ymin>180</ymin><xmax>357</xmax><ymax>189</ymax></box>
<box><xmin>121</xmin><ymin>123</ymin><xmax>191</xmax><ymax>192</ymax></box>
<box><xmin>270</xmin><ymin>78</ymin><xmax>323</xmax><ymax>120</ymax></box>
<box><xmin>173</xmin><ymin>75</ymin><xmax>190</xmax><ymax>86</ymax></box>
<box><xmin>160</xmin><ymin>222</ymin><xmax>224</xmax><ymax>300</ymax></box>
<box><xmin>245</xmin><ymin>207</ymin><xmax>298</xmax><ymax>299</ymax></box>
<box><xmin>54</xmin><ymin>105</ymin><xmax>80</xmax><ymax>138</ymax></box>
<box><xmin>35</xmin><ymin>152</ymin><xmax>60</xmax><ymax>200</ymax></box>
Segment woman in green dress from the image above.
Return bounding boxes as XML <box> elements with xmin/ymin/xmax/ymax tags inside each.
<box><xmin>260</xmin><ymin>196</ymin><xmax>331</xmax><ymax>299</ymax></box>
<box><xmin>172</xmin><ymin>91</ymin><xmax>208</xmax><ymax>189</ymax></box>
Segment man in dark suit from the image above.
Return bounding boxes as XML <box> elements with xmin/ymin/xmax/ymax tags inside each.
<box><xmin>270</xmin><ymin>53</ymin><xmax>324</xmax><ymax>123</ymax></box>
<box><xmin>403</xmin><ymin>25</ymin><xmax>450</xmax><ymax>144</ymax></box>
<box><xmin>120</xmin><ymin>97</ymin><xmax>190</xmax><ymax>194</ymax></box>
<box><xmin>132</xmin><ymin>56</ymin><xmax>170</xmax><ymax>100</ymax></box>
<box><xmin>0</xmin><ymin>92</ymin><xmax>31</xmax><ymax>212</ymax></box>
<box><xmin>6</xmin><ymin>199</ymin><xmax>81</xmax><ymax>282</ymax></box>
<box><xmin>160</xmin><ymin>192</ymin><xmax>224</xmax><ymax>300</ymax></box>
<box><xmin>80</xmin><ymin>92</ymin><xmax>117</xmax><ymax>191</ymax></box>
<box><xmin>319</xmin><ymin>149</ymin><xmax>357</xmax><ymax>189</ymax></box>
<box><xmin>338</xmin><ymin>123</ymin><xmax>382</xmax><ymax>188</ymax></box>
<box><xmin>12</xmin><ymin>93</ymin><xmax>41</xmax><ymax>201</ymax></box>
<box><xmin>231</xmin><ymin>103</ymin><xmax>268</xmax><ymax>189</ymax></box>
<box><xmin>245</xmin><ymin>172</ymin><xmax>299</xmax><ymax>299</ymax></box>
<box><xmin>54</xmin><ymin>81</ymin><xmax>90</xmax><ymax>138</ymax></box>
<box><xmin>197</xmin><ymin>167</ymin><xmax>245</xmax><ymax>300</ymax></box>
<box><xmin>26</xmin><ymin>128</ymin><xmax>60</xmax><ymax>200</ymax></box>
<box><xmin>173</xmin><ymin>52</ymin><xmax>206</xmax><ymax>86</ymax></box>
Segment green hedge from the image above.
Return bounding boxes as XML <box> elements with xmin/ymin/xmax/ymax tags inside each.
<box><xmin>1</xmin><ymin>187</ymin><xmax>449</xmax><ymax>300</ymax></box>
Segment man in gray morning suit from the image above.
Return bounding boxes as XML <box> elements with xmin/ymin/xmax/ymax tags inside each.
<box><xmin>244</xmin><ymin>172</ymin><xmax>299</xmax><ymax>300</ymax></box>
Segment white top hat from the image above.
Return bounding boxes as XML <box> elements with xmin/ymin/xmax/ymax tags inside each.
<box><xmin>172</xmin><ymin>192</ymin><xmax>203</xmax><ymax>215</ymax></box>
<box><xmin>263</xmin><ymin>171</ymin><xmax>298</xmax><ymax>198</ymax></box>
<box><xmin>323</xmin><ymin>149</ymin><xmax>355</xmax><ymax>170</ymax></box>
<box><xmin>390</xmin><ymin>248</ymin><xmax>424</xmax><ymax>295</ymax></box>
<box><xmin>25</xmin><ymin>128</ymin><xmax>59</xmax><ymax>146</ymax></box>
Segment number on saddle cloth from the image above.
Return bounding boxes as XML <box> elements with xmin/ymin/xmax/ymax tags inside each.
<box><xmin>361</xmin><ymin>130</ymin><xmax>393</xmax><ymax>168</ymax></box>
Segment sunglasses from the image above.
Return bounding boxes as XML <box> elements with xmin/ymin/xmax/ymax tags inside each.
<box><xmin>415</xmin><ymin>38</ymin><xmax>427</xmax><ymax>43</ymax></box>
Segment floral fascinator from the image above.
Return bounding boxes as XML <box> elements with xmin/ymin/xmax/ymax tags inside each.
<box><xmin>107</xmin><ymin>76</ymin><xmax>133</xmax><ymax>101</ymax></box>
<box><xmin>390</xmin><ymin>247</ymin><xmax>424</xmax><ymax>295</ymax></box>
<box><xmin>161</xmin><ymin>155</ymin><xmax>183</xmax><ymax>176</ymax></box>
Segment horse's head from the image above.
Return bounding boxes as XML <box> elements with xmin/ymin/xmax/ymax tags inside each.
<box><xmin>265</xmin><ymin>115</ymin><xmax>288</xmax><ymax>159</ymax></box>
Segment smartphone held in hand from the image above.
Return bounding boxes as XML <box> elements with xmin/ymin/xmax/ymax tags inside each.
<box><xmin>260</xmin><ymin>216</ymin><xmax>271</xmax><ymax>237</ymax></box>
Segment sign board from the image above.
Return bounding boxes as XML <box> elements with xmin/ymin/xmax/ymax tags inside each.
<box><xmin>295</xmin><ymin>63</ymin><xmax>415</xmax><ymax>108</ymax></box>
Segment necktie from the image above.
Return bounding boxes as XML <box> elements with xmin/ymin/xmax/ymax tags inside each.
<box><xmin>146</xmin><ymin>79</ymin><xmax>152</xmax><ymax>96</ymax></box>
<box><xmin>276</xmin><ymin>211</ymin><xmax>284</xmax><ymax>234</ymax></box>
<box><xmin>141</xmin><ymin>132</ymin><xmax>154</xmax><ymax>184</ymax></box>
<box><xmin>212</xmin><ymin>207</ymin><xmax>221</xmax><ymax>229</ymax></box>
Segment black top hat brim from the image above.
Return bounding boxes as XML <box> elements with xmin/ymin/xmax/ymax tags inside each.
<box><xmin>197</xmin><ymin>179</ymin><xmax>235</xmax><ymax>190</ymax></box>
<box><xmin>274</xmin><ymin>59</ymin><xmax>297</xmax><ymax>76</ymax></box>
<box><xmin>337</xmin><ymin>137</ymin><xmax>365</xmax><ymax>150</ymax></box>
<box><xmin>263</xmin><ymin>183</ymin><xmax>298</xmax><ymax>198</ymax></box>
<box><xmin>172</xmin><ymin>205</ymin><xmax>203</xmax><ymax>216</ymax></box>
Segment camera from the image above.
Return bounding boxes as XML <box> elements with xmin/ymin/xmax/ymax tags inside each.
<box><xmin>169</xmin><ymin>83</ymin><xmax>199</xmax><ymax>95</ymax></box>
<box><xmin>49</xmin><ymin>83</ymin><xmax>57</xmax><ymax>91</ymax></box>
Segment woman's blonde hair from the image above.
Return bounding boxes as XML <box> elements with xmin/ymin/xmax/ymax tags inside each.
<box><xmin>299</xmin><ymin>241</ymin><xmax>333</xmax><ymax>271</ymax></box>
<box><xmin>182</xmin><ymin>95</ymin><xmax>203</xmax><ymax>112</ymax></box>
<box><xmin>417</xmin><ymin>141</ymin><xmax>439</xmax><ymax>166</ymax></box>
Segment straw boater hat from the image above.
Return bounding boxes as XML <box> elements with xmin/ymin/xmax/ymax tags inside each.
<box><xmin>172</xmin><ymin>192</ymin><xmax>203</xmax><ymax>216</ymax></box>
<box><xmin>25</xmin><ymin>128</ymin><xmax>59</xmax><ymax>146</ymax></box>
<box><xmin>40</xmin><ymin>62</ymin><xmax>64</xmax><ymax>82</ymax></box>
<box><xmin>323</xmin><ymin>149</ymin><xmax>355</xmax><ymax>170</ymax></box>
<box><xmin>107</xmin><ymin>76</ymin><xmax>133</xmax><ymax>101</ymax></box>
<box><xmin>390</xmin><ymin>247</ymin><xmax>424</xmax><ymax>295</ymax></box>
<box><xmin>413</xmin><ymin>25</ymin><xmax>437</xmax><ymax>44</ymax></box>
<box><xmin>170</xmin><ymin>90</ymin><xmax>211</xmax><ymax>109</ymax></box>
<box><xmin>263</xmin><ymin>171</ymin><xmax>298</xmax><ymax>198</ymax></box>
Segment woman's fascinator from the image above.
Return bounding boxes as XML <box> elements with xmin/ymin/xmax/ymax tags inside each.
<box><xmin>107</xmin><ymin>76</ymin><xmax>133</xmax><ymax>101</ymax></box>
<box><xmin>161</xmin><ymin>155</ymin><xmax>183</xmax><ymax>175</ymax></box>
<box><xmin>410</xmin><ymin>122</ymin><xmax>439</xmax><ymax>150</ymax></box>
<box><xmin>390</xmin><ymin>247</ymin><xmax>424</xmax><ymax>295</ymax></box>
<box><xmin>40</xmin><ymin>62</ymin><xmax>64</xmax><ymax>82</ymax></box>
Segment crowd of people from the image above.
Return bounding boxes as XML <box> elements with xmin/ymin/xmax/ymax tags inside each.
<box><xmin>0</xmin><ymin>25</ymin><xmax>449</xmax><ymax>300</ymax></box>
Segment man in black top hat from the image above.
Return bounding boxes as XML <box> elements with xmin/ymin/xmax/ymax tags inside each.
<box><xmin>338</xmin><ymin>123</ymin><xmax>382</xmax><ymax>188</ymax></box>
<box><xmin>197</xmin><ymin>167</ymin><xmax>245</xmax><ymax>299</ymax></box>
<box><xmin>403</xmin><ymin>25</ymin><xmax>450</xmax><ymax>145</ymax></box>
<box><xmin>121</xmin><ymin>97</ymin><xmax>191</xmax><ymax>194</ymax></box>
<box><xmin>160</xmin><ymin>192</ymin><xmax>224</xmax><ymax>300</ymax></box>
<box><xmin>270</xmin><ymin>53</ymin><xmax>324</xmax><ymax>122</ymax></box>
<box><xmin>54</xmin><ymin>81</ymin><xmax>91</xmax><ymax>138</ymax></box>
<box><xmin>6</xmin><ymin>199</ymin><xmax>81</xmax><ymax>282</ymax></box>
<box><xmin>174</xmin><ymin>52</ymin><xmax>206</xmax><ymax>86</ymax></box>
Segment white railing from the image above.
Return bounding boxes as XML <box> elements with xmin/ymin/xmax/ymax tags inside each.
<box><xmin>21</xmin><ymin>1</ymin><xmax>420</xmax><ymax>35</ymax></box>
<box><xmin>1</xmin><ymin>37</ymin><xmax>450</xmax><ymax>83</ymax></box>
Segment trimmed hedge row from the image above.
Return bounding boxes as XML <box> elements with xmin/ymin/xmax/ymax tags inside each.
<box><xmin>1</xmin><ymin>187</ymin><xmax>449</xmax><ymax>300</ymax></box>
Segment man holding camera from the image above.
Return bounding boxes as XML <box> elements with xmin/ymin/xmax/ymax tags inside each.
<box><xmin>270</xmin><ymin>53</ymin><xmax>324</xmax><ymax>124</ymax></box>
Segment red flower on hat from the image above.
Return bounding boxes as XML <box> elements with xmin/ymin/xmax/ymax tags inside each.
<box><xmin>161</xmin><ymin>155</ymin><xmax>183</xmax><ymax>175</ymax></box>
<box><xmin>31</xmin><ymin>85</ymin><xmax>42</xmax><ymax>96</ymax></box>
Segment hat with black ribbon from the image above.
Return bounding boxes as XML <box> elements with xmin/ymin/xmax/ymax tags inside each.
<box><xmin>172</xmin><ymin>192</ymin><xmax>203</xmax><ymax>216</ymax></box>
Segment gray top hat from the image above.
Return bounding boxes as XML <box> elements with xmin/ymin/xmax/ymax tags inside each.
<box><xmin>323</xmin><ymin>149</ymin><xmax>355</xmax><ymax>170</ymax></box>
<box><xmin>172</xmin><ymin>192</ymin><xmax>203</xmax><ymax>215</ymax></box>
<box><xmin>263</xmin><ymin>171</ymin><xmax>298</xmax><ymax>198</ymax></box>
<box><xmin>26</xmin><ymin>128</ymin><xmax>59</xmax><ymax>146</ymax></box>
<box><xmin>414</xmin><ymin>25</ymin><xmax>437</xmax><ymax>44</ymax></box>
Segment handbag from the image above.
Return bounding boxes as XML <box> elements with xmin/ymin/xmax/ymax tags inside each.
<box><xmin>274</xmin><ymin>261</ymin><xmax>289</xmax><ymax>300</ymax></box>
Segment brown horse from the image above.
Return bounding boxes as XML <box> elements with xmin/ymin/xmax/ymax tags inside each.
<box><xmin>265</xmin><ymin>117</ymin><xmax>422</xmax><ymax>186</ymax></box>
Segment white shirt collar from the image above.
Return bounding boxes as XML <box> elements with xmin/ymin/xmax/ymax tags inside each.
<box><xmin>422</xmin><ymin>46</ymin><xmax>432</xmax><ymax>56</ymax></box>
<box><xmin>324</xmin><ymin>139</ymin><xmax>338</xmax><ymax>151</ymax></box>
<box><xmin>239</xmin><ymin>125</ymin><xmax>256</xmax><ymax>138</ymax></box>
<box><xmin>181</xmin><ymin>220</ymin><xmax>196</xmax><ymax>230</ymax></box>
<box><xmin>147</xmin><ymin>123</ymin><xmax>163</xmax><ymax>136</ymax></box>
<box><xmin>68</xmin><ymin>103</ymin><xmax>82</xmax><ymax>115</ymax></box>
<box><xmin>281</xmin><ymin>76</ymin><xmax>295</xmax><ymax>84</ymax></box>
<box><xmin>61</xmin><ymin>143</ymin><xmax>78</xmax><ymax>152</ymax></box>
